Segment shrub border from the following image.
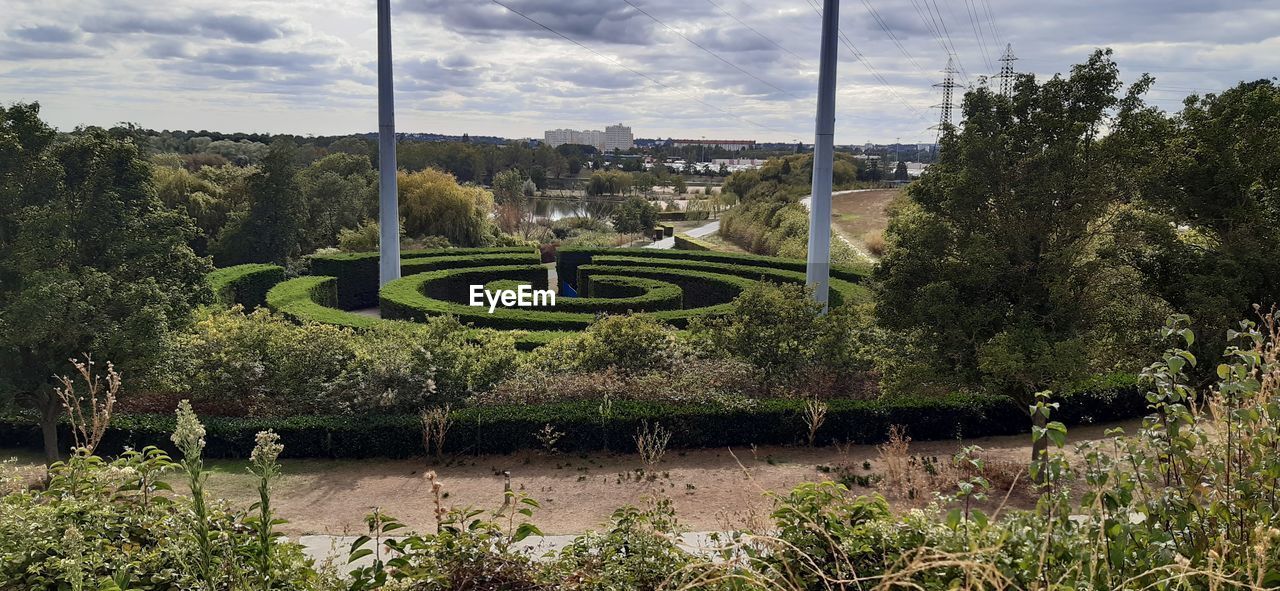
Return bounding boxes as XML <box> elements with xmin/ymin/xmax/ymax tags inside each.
<box><xmin>207</xmin><ymin>263</ymin><xmax>286</xmax><ymax>310</ymax></box>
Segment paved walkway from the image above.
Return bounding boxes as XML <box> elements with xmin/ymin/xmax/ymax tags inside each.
<box><xmin>297</xmin><ymin>532</ymin><xmax>730</xmax><ymax>569</ymax></box>
<box><xmin>644</xmin><ymin>218</ymin><xmax>720</xmax><ymax>249</ymax></box>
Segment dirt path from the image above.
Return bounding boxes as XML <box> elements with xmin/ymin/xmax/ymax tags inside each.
<box><xmin>103</xmin><ymin>419</ymin><xmax>1131</xmax><ymax>536</ymax></box>
<box><xmin>831</xmin><ymin>188</ymin><xmax>898</xmax><ymax>257</ymax></box>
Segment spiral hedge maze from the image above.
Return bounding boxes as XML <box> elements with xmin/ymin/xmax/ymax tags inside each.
<box><xmin>207</xmin><ymin>246</ymin><xmax>873</xmax><ymax>348</ymax></box>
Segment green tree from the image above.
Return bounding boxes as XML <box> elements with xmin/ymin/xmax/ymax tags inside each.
<box><xmin>672</xmin><ymin>176</ymin><xmax>687</xmax><ymax>195</ymax></box>
<box><xmin>893</xmin><ymin>160</ymin><xmax>908</xmax><ymax>181</ymax></box>
<box><xmin>0</xmin><ymin>103</ymin><xmax>212</xmax><ymax>462</ymax></box>
<box><xmin>1118</xmin><ymin>79</ymin><xmax>1280</xmax><ymax>366</ymax></box>
<box><xmin>873</xmin><ymin>51</ymin><xmax>1169</xmax><ymax>462</ymax></box>
<box><xmin>399</xmin><ymin>168</ymin><xmax>494</xmax><ymax>246</ymax></box>
<box><xmin>610</xmin><ymin>195</ymin><xmax>657</xmax><ymax>234</ymax></box>
<box><xmin>296</xmin><ymin>153</ymin><xmax>376</xmax><ymax>252</ymax></box>
<box><xmin>491</xmin><ymin>168</ymin><xmax>525</xmax><ymax>206</ymax></box>
<box><xmin>213</xmin><ymin>140</ymin><xmax>306</xmax><ymax>264</ymax></box>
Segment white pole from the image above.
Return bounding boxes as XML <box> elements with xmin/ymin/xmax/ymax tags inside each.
<box><xmin>806</xmin><ymin>0</ymin><xmax>839</xmax><ymax>312</ymax></box>
<box><xmin>377</xmin><ymin>0</ymin><xmax>401</xmax><ymax>287</ymax></box>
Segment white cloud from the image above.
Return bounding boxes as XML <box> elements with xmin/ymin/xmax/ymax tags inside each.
<box><xmin>0</xmin><ymin>0</ymin><xmax>1275</xmax><ymax>142</ymax></box>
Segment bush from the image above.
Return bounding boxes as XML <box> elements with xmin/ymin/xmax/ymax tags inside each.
<box><xmin>585</xmin><ymin>254</ymin><xmax>871</xmax><ymax>307</ymax></box>
<box><xmin>308</xmin><ymin>246</ymin><xmax>537</xmax><ymax>309</ymax></box>
<box><xmin>556</xmin><ymin>246</ymin><xmax>869</xmax><ymax>292</ymax></box>
<box><xmin>1</xmin><ymin>393</ymin><xmax>1033</xmax><ymax>458</ymax></box>
<box><xmin>152</xmin><ymin>307</ymin><xmax>518</xmax><ymax>416</ymax></box>
<box><xmin>610</xmin><ymin>195</ymin><xmax>657</xmax><ymax>233</ymax></box>
<box><xmin>673</xmin><ymin>234</ymin><xmax>714</xmax><ymax>251</ymax></box>
<box><xmin>206</xmin><ymin>263</ymin><xmax>285</xmax><ymax>309</ymax></box>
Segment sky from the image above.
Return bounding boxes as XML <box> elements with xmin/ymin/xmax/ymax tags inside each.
<box><xmin>1</xmin><ymin>0</ymin><xmax>1277</xmax><ymax>143</ymax></box>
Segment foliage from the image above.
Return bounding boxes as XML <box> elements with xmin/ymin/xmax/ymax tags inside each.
<box><xmin>295</xmin><ymin>152</ymin><xmax>376</xmax><ymax>252</ymax></box>
<box><xmin>874</xmin><ymin>50</ymin><xmax>1170</xmax><ymax>406</ymax></box>
<box><xmin>0</xmin><ymin>102</ymin><xmax>212</xmax><ymax>461</ymax></box>
<box><xmin>690</xmin><ymin>282</ymin><xmax>880</xmax><ymax>392</ymax></box>
<box><xmin>586</xmin><ymin>170</ymin><xmax>632</xmax><ymax>196</ymax></box>
<box><xmin>609</xmin><ymin>195</ymin><xmax>657</xmax><ymax>234</ymax></box>
<box><xmin>208</xmin><ymin>263</ymin><xmax>285</xmax><ymax>310</ymax></box>
<box><xmin>398</xmin><ymin>167</ymin><xmax>495</xmax><ymax>246</ymax></box>
<box><xmin>213</xmin><ymin>140</ymin><xmax>307</xmax><ymax>265</ymax></box>
<box><xmin>157</xmin><ymin>307</ymin><xmax>516</xmax><ymax>416</ymax></box>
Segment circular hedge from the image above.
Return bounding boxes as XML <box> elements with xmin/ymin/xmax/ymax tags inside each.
<box><xmin>211</xmin><ymin>245</ymin><xmax>872</xmax><ymax>344</ymax></box>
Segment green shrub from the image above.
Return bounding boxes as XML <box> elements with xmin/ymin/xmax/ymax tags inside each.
<box><xmin>308</xmin><ymin>246</ymin><xmax>537</xmax><ymax>309</ymax></box>
<box><xmin>556</xmin><ymin>246</ymin><xmax>868</xmax><ymax>292</ymax></box>
<box><xmin>672</xmin><ymin>234</ymin><xmax>714</xmax><ymax>251</ymax></box>
<box><xmin>0</xmin><ymin>393</ymin><xmax>1031</xmax><ymax>458</ymax></box>
<box><xmin>584</xmin><ymin>255</ymin><xmax>871</xmax><ymax>307</ymax></box>
<box><xmin>207</xmin><ymin>263</ymin><xmax>285</xmax><ymax>309</ymax></box>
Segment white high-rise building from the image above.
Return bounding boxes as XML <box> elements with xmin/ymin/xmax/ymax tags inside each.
<box><xmin>604</xmin><ymin>123</ymin><xmax>634</xmax><ymax>152</ymax></box>
<box><xmin>543</xmin><ymin>124</ymin><xmax>632</xmax><ymax>152</ymax></box>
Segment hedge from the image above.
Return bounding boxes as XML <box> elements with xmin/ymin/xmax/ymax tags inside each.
<box><xmin>0</xmin><ymin>394</ymin><xmax>1024</xmax><ymax>459</ymax></box>
<box><xmin>656</xmin><ymin>210</ymin><xmax>710</xmax><ymax>222</ymax></box>
<box><xmin>660</xmin><ymin>223</ymin><xmax>675</xmax><ymax>237</ymax></box>
<box><xmin>207</xmin><ymin>263</ymin><xmax>285</xmax><ymax>309</ymax></box>
<box><xmin>380</xmin><ymin>265</ymin><xmax>596</xmax><ymax>331</ymax></box>
<box><xmin>556</xmin><ymin>247</ymin><xmax>869</xmax><ymax>292</ymax></box>
<box><xmin>266</xmin><ymin>274</ymin><xmax>566</xmax><ymax>351</ymax></box>
<box><xmin>584</xmin><ymin>255</ymin><xmax>871</xmax><ymax>307</ymax></box>
<box><xmin>673</xmin><ymin>234</ymin><xmax>714</xmax><ymax>251</ymax></box>
<box><xmin>0</xmin><ymin>375</ymin><xmax>1145</xmax><ymax>459</ymax></box>
<box><xmin>308</xmin><ymin>247</ymin><xmax>539</xmax><ymax>309</ymax></box>
<box><xmin>577</xmin><ymin>275</ymin><xmax>683</xmax><ymax>312</ymax></box>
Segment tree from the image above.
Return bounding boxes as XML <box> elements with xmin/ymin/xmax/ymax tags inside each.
<box><xmin>872</xmin><ymin>51</ymin><xmax>1169</xmax><ymax>466</ymax></box>
<box><xmin>672</xmin><ymin>176</ymin><xmax>687</xmax><ymax>195</ymax></box>
<box><xmin>894</xmin><ymin>160</ymin><xmax>909</xmax><ymax>181</ymax></box>
<box><xmin>610</xmin><ymin>195</ymin><xmax>657</xmax><ymax>234</ymax></box>
<box><xmin>296</xmin><ymin>153</ymin><xmax>377</xmax><ymax>252</ymax></box>
<box><xmin>1117</xmin><ymin>79</ymin><xmax>1280</xmax><ymax>366</ymax></box>
<box><xmin>0</xmin><ymin>103</ymin><xmax>212</xmax><ymax>462</ymax></box>
<box><xmin>399</xmin><ymin>168</ymin><xmax>494</xmax><ymax>246</ymax></box>
<box><xmin>491</xmin><ymin>168</ymin><xmax>525</xmax><ymax>206</ymax></box>
<box><xmin>213</xmin><ymin>140</ymin><xmax>307</xmax><ymax>264</ymax></box>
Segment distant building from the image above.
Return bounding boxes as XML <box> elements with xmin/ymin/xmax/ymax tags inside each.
<box><xmin>544</xmin><ymin>123</ymin><xmax>633</xmax><ymax>152</ymax></box>
<box><xmin>604</xmin><ymin>123</ymin><xmax>634</xmax><ymax>152</ymax></box>
<box><xmin>670</xmin><ymin>138</ymin><xmax>756</xmax><ymax>151</ymax></box>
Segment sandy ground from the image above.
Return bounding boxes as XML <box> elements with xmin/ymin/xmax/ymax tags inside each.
<box><xmin>831</xmin><ymin>188</ymin><xmax>899</xmax><ymax>252</ymax></box>
<box><xmin>0</xmin><ymin>419</ymin><xmax>1132</xmax><ymax>536</ymax></box>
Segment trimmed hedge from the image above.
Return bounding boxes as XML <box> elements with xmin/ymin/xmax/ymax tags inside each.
<box><xmin>0</xmin><ymin>394</ymin><xmax>1026</xmax><ymax>459</ymax></box>
<box><xmin>380</xmin><ymin>265</ymin><xmax>596</xmax><ymax>330</ymax></box>
<box><xmin>0</xmin><ymin>375</ymin><xmax>1145</xmax><ymax>459</ymax></box>
<box><xmin>656</xmin><ymin>210</ymin><xmax>710</xmax><ymax>222</ymax></box>
<box><xmin>207</xmin><ymin>263</ymin><xmax>285</xmax><ymax>309</ymax></box>
<box><xmin>308</xmin><ymin>247</ymin><xmax>539</xmax><ymax>309</ymax></box>
<box><xmin>577</xmin><ymin>275</ymin><xmax>683</xmax><ymax>312</ymax></box>
<box><xmin>265</xmin><ymin>274</ymin><xmax>565</xmax><ymax>351</ymax></box>
<box><xmin>660</xmin><ymin>224</ymin><xmax>675</xmax><ymax>237</ymax></box>
<box><xmin>556</xmin><ymin>247</ymin><xmax>869</xmax><ymax>292</ymax></box>
<box><xmin>584</xmin><ymin>255</ymin><xmax>871</xmax><ymax>307</ymax></box>
<box><xmin>673</xmin><ymin>234</ymin><xmax>714</xmax><ymax>251</ymax></box>
<box><xmin>266</xmin><ymin>275</ymin><xmax>384</xmax><ymax>329</ymax></box>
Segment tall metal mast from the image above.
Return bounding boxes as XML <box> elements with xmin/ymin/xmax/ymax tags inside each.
<box><xmin>377</xmin><ymin>0</ymin><xmax>401</xmax><ymax>288</ymax></box>
<box><xmin>805</xmin><ymin>0</ymin><xmax>840</xmax><ymax>312</ymax></box>
<box><xmin>930</xmin><ymin>56</ymin><xmax>960</xmax><ymax>142</ymax></box>
<box><xmin>997</xmin><ymin>43</ymin><xmax>1018</xmax><ymax>98</ymax></box>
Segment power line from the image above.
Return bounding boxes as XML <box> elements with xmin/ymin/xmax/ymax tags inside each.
<box><xmin>703</xmin><ymin>0</ymin><xmax>807</xmax><ymax>62</ymax></box>
<box><xmin>859</xmin><ymin>0</ymin><xmax>928</xmax><ymax>76</ymax></box>
<box><xmin>618</xmin><ymin>0</ymin><xmax>794</xmax><ymax>96</ymax></box>
<box><xmin>802</xmin><ymin>0</ymin><xmax>931</xmax><ymax>121</ymax></box>
<box><xmin>489</xmin><ymin>0</ymin><xmax>793</xmax><ymax>134</ymax></box>
<box><xmin>963</xmin><ymin>0</ymin><xmax>993</xmax><ymax>72</ymax></box>
<box><xmin>925</xmin><ymin>0</ymin><xmax>972</xmax><ymax>84</ymax></box>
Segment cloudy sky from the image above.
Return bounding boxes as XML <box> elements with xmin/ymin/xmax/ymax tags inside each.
<box><xmin>2</xmin><ymin>0</ymin><xmax>1277</xmax><ymax>143</ymax></box>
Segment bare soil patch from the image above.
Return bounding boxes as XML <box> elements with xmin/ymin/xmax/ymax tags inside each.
<box><xmin>831</xmin><ymin>188</ymin><xmax>899</xmax><ymax>255</ymax></box>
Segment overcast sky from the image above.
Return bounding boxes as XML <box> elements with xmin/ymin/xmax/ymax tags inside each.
<box><xmin>2</xmin><ymin>0</ymin><xmax>1277</xmax><ymax>143</ymax></box>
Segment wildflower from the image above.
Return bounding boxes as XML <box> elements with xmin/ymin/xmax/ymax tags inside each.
<box><xmin>171</xmin><ymin>400</ymin><xmax>206</xmax><ymax>459</ymax></box>
<box><xmin>251</xmin><ymin>430</ymin><xmax>284</xmax><ymax>469</ymax></box>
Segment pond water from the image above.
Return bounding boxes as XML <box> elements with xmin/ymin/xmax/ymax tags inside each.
<box><xmin>528</xmin><ymin>198</ymin><xmax>618</xmax><ymax>222</ymax></box>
